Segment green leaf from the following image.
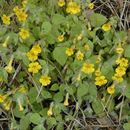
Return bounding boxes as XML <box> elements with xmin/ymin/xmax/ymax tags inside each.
<box><xmin>46</xmin><ymin>117</ymin><xmax>57</xmax><ymax>129</ymax></box>
<box><xmin>13</xmin><ymin>105</ymin><xmax>25</xmax><ymax>118</ymax></box>
<box><xmin>14</xmin><ymin>45</ymin><xmax>30</xmax><ymax>65</ymax></box>
<box><xmin>33</xmin><ymin>125</ymin><xmax>46</xmax><ymax>130</ymax></box>
<box><xmin>90</xmin><ymin>13</ymin><xmax>107</xmax><ymax>27</ymax></box>
<box><xmin>0</xmin><ymin>68</ymin><xmax>8</xmax><ymax>81</ymax></box>
<box><xmin>101</xmin><ymin>61</ymin><xmax>114</xmax><ymax>80</ymax></box>
<box><xmin>28</xmin><ymin>87</ymin><xmax>38</xmax><ymax>103</ymax></box>
<box><xmin>77</xmin><ymin>83</ymin><xmax>89</xmax><ymax>98</ymax></box>
<box><xmin>115</xmin><ymin>31</ymin><xmax>127</xmax><ymax>43</ymax></box>
<box><xmin>42</xmin><ymin>21</ymin><xmax>52</xmax><ymax>34</ymax></box>
<box><xmin>123</xmin><ymin>123</ymin><xmax>130</xmax><ymax>130</ymax></box>
<box><xmin>71</xmin><ymin>23</ymin><xmax>82</xmax><ymax>36</ymax></box>
<box><xmin>0</xmin><ymin>27</ymin><xmax>7</xmax><ymax>36</ymax></box>
<box><xmin>66</xmin><ymin>85</ymin><xmax>74</xmax><ymax>95</ymax></box>
<box><xmin>52</xmin><ymin>14</ymin><xmax>65</xmax><ymax>25</ymax></box>
<box><xmin>32</xmin><ymin>27</ymin><xmax>41</xmax><ymax>39</ymax></box>
<box><xmin>92</xmin><ymin>99</ymin><xmax>104</xmax><ymax>115</ymax></box>
<box><xmin>20</xmin><ymin>116</ymin><xmax>30</xmax><ymax>130</ymax></box>
<box><xmin>124</xmin><ymin>85</ymin><xmax>130</xmax><ymax>99</ymax></box>
<box><xmin>56</xmin><ymin>123</ymin><xmax>64</xmax><ymax>130</ymax></box>
<box><xmin>124</xmin><ymin>45</ymin><xmax>130</xmax><ymax>58</ymax></box>
<box><xmin>50</xmin><ymin>84</ymin><xmax>59</xmax><ymax>91</ymax></box>
<box><xmin>53</xmin><ymin>47</ymin><xmax>67</xmax><ymax>66</ymax></box>
<box><xmin>53</xmin><ymin>92</ymin><xmax>63</xmax><ymax>103</ymax></box>
<box><xmin>88</xmin><ymin>83</ymin><xmax>97</xmax><ymax>100</ymax></box>
<box><xmin>29</xmin><ymin>113</ymin><xmax>42</xmax><ymax>125</ymax></box>
<box><xmin>41</xmin><ymin>89</ymin><xmax>52</xmax><ymax>99</ymax></box>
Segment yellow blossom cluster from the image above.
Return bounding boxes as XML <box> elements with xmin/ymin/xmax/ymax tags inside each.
<box><xmin>76</xmin><ymin>50</ymin><xmax>84</xmax><ymax>61</ymax></box>
<box><xmin>66</xmin><ymin>47</ymin><xmax>74</xmax><ymax>56</ymax></box>
<box><xmin>1</xmin><ymin>14</ymin><xmax>10</xmax><ymax>25</ymax></box>
<box><xmin>107</xmin><ymin>84</ymin><xmax>115</xmax><ymax>95</ymax></box>
<box><xmin>19</xmin><ymin>28</ymin><xmax>29</xmax><ymax>39</ymax></box>
<box><xmin>58</xmin><ymin>0</ymin><xmax>65</xmax><ymax>7</ymax></box>
<box><xmin>112</xmin><ymin>57</ymin><xmax>128</xmax><ymax>82</ymax></box>
<box><xmin>27</xmin><ymin>44</ymin><xmax>51</xmax><ymax>86</ymax></box>
<box><xmin>95</xmin><ymin>69</ymin><xmax>107</xmax><ymax>86</ymax></box>
<box><xmin>39</xmin><ymin>75</ymin><xmax>51</xmax><ymax>86</ymax></box>
<box><xmin>27</xmin><ymin>44</ymin><xmax>42</xmax><ymax>74</ymax></box>
<box><xmin>27</xmin><ymin>44</ymin><xmax>42</xmax><ymax>62</ymax></box>
<box><xmin>1</xmin><ymin>1</ymin><xmax>28</xmax><ymax>26</ymax></box>
<box><xmin>0</xmin><ymin>94</ymin><xmax>11</xmax><ymax>111</ymax></box>
<box><xmin>28</xmin><ymin>62</ymin><xmax>41</xmax><ymax>74</ymax></box>
<box><xmin>66</xmin><ymin>1</ymin><xmax>80</xmax><ymax>14</ymax></box>
<box><xmin>47</xmin><ymin>102</ymin><xmax>54</xmax><ymax>116</ymax></box>
<box><xmin>81</xmin><ymin>62</ymin><xmax>95</xmax><ymax>74</ymax></box>
<box><xmin>102</xmin><ymin>22</ymin><xmax>111</xmax><ymax>31</ymax></box>
<box><xmin>57</xmin><ymin>35</ymin><xmax>64</xmax><ymax>42</ymax></box>
<box><xmin>88</xmin><ymin>3</ymin><xmax>94</xmax><ymax>9</ymax></box>
<box><xmin>116</xmin><ymin>44</ymin><xmax>124</xmax><ymax>54</ymax></box>
<box><xmin>63</xmin><ymin>93</ymin><xmax>69</xmax><ymax>106</ymax></box>
<box><xmin>4</xmin><ymin>56</ymin><xmax>14</xmax><ymax>74</ymax></box>
<box><xmin>13</xmin><ymin>5</ymin><xmax>28</xmax><ymax>22</ymax></box>
<box><xmin>58</xmin><ymin>0</ymin><xmax>80</xmax><ymax>14</ymax></box>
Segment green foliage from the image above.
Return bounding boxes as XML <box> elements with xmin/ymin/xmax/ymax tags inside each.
<box><xmin>123</xmin><ymin>123</ymin><xmax>130</xmax><ymax>130</ymax></box>
<box><xmin>53</xmin><ymin>47</ymin><xmax>67</xmax><ymax>66</ymax></box>
<box><xmin>0</xmin><ymin>0</ymin><xmax>130</xmax><ymax>129</ymax></box>
<box><xmin>90</xmin><ymin>13</ymin><xmax>107</xmax><ymax>27</ymax></box>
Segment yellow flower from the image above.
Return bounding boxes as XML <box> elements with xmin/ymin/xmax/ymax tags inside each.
<box><xmin>57</xmin><ymin>35</ymin><xmax>64</xmax><ymax>42</ymax></box>
<box><xmin>112</xmin><ymin>73</ymin><xmax>123</xmax><ymax>82</ymax></box>
<box><xmin>22</xmin><ymin>0</ymin><xmax>28</xmax><ymax>8</ymax></box>
<box><xmin>95</xmin><ymin>69</ymin><xmax>102</xmax><ymax>77</ymax></box>
<box><xmin>13</xmin><ymin>5</ymin><xmax>27</xmax><ymax>22</ymax></box>
<box><xmin>66</xmin><ymin>48</ymin><xmax>74</xmax><ymax>56</ymax></box>
<box><xmin>18</xmin><ymin>86</ymin><xmax>27</xmax><ymax>93</ymax></box>
<box><xmin>28</xmin><ymin>62</ymin><xmax>41</xmax><ymax>74</ymax></box>
<box><xmin>81</xmin><ymin>62</ymin><xmax>95</xmax><ymax>74</ymax></box>
<box><xmin>102</xmin><ymin>23</ymin><xmax>111</xmax><ymax>31</ymax></box>
<box><xmin>84</xmin><ymin>44</ymin><xmax>90</xmax><ymax>50</ymax></box>
<box><xmin>77</xmin><ymin>33</ymin><xmax>83</xmax><ymax>41</ymax></box>
<box><xmin>116</xmin><ymin>57</ymin><xmax>121</xmax><ymax>65</ymax></box>
<box><xmin>3</xmin><ymin>100</ymin><xmax>11</xmax><ymax>111</ymax></box>
<box><xmin>88</xmin><ymin>3</ymin><xmax>94</xmax><ymax>9</ymax></box>
<box><xmin>27</xmin><ymin>50</ymin><xmax>38</xmax><ymax>61</ymax></box>
<box><xmin>76</xmin><ymin>73</ymin><xmax>81</xmax><ymax>81</ymax></box>
<box><xmin>95</xmin><ymin>75</ymin><xmax>107</xmax><ymax>86</ymax></box>
<box><xmin>4</xmin><ymin>56</ymin><xmax>14</xmax><ymax>74</ymax></box>
<box><xmin>13</xmin><ymin>6</ymin><xmax>23</xmax><ymax>15</ymax></box>
<box><xmin>1</xmin><ymin>14</ymin><xmax>10</xmax><ymax>25</ymax></box>
<box><xmin>115</xmin><ymin>66</ymin><xmax>126</xmax><ymax>77</ymax></box>
<box><xmin>0</xmin><ymin>94</ymin><xmax>7</xmax><ymax>103</ymax></box>
<box><xmin>96</xmin><ymin>55</ymin><xmax>102</xmax><ymax>63</ymax></box>
<box><xmin>31</xmin><ymin>44</ymin><xmax>42</xmax><ymax>54</ymax></box>
<box><xmin>63</xmin><ymin>93</ymin><xmax>69</xmax><ymax>106</ymax></box>
<box><xmin>5</xmin><ymin>65</ymin><xmax>13</xmax><ymax>74</ymax></box>
<box><xmin>39</xmin><ymin>75</ymin><xmax>51</xmax><ymax>86</ymax></box>
<box><xmin>116</xmin><ymin>58</ymin><xmax>128</xmax><ymax>67</ymax></box>
<box><xmin>66</xmin><ymin>2</ymin><xmax>80</xmax><ymax>14</ymax></box>
<box><xmin>47</xmin><ymin>107</ymin><xmax>53</xmax><ymax>116</ymax></box>
<box><xmin>58</xmin><ymin>0</ymin><xmax>65</xmax><ymax>7</ymax></box>
<box><xmin>116</xmin><ymin>47</ymin><xmax>124</xmax><ymax>54</ymax></box>
<box><xmin>19</xmin><ymin>28</ymin><xmax>29</xmax><ymax>39</ymax></box>
<box><xmin>47</xmin><ymin>102</ymin><xmax>53</xmax><ymax>116</ymax></box>
<box><xmin>2</xmin><ymin>36</ymin><xmax>10</xmax><ymax>48</ymax></box>
<box><xmin>107</xmin><ymin>84</ymin><xmax>115</xmax><ymax>95</ymax></box>
<box><xmin>18</xmin><ymin>99</ymin><xmax>24</xmax><ymax>112</ymax></box>
<box><xmin>76</xmin><ymin>51</ymin><xmax>84</xmax><ymax>61</ymax></box>
<box><xmin>16</xmin><ymin>10</ymin><xmax>28</xmax><ymax>22</ymax></box>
